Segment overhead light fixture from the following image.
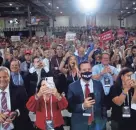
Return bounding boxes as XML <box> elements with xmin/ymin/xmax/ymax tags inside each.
<box><xmin>9</xmin><ymin>3</ymin><xmax>12</xmax><ymax>6</ymax></box>
<box><xmin>133</xmin><ymin>2</ymin><xmax>136</xmax><ymax>5</ymax></box>
<box><xmin>16</xmin><ymin>7</ymin><xmax>19</xmax><ymax>10</ymax></box>
<box><xmin>60</xmin><ymin>12</ymin><xmax>63</xmax><ymax>14</ymax></box>
<box><xmin>56</xmin><ymin>6</ymin><xmax>59</xmax><ymax>9</ymax></box>
<box><xmin>126</xmin><ymin>7</ymin><xmax>129</xmax><ymax>9</ymax></box>
<box><xmin>79</xmin><ymin>0</ymin><xmax>98</xmax><ymax>13</ymax></box>
<box><xmin>121</xmin><ymin>10</ymin><xmax>123</xmax><ymax>13</ymax></box>
<box><xmin>48</xmin><ymin>3</ymin><xmax>51</xmax><ymax>5</ymax></box>
<box><xmin>127</xmin><ymin>12</ymin><xmax>130</xmax><ymax>13</ymax></box>
<box><xmin>9</xmin><ymin>20</ymin><xmax>13</xmax><ymax>24</ymax></box>
<box><xmin>134</xmin><ymin>8</ymin><xmax>136</xmax><ymax>10</ymax></box>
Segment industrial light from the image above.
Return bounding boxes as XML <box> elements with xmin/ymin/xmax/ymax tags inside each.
<box><xmin>16</xmin><ymin>7</ymin><xmax>19</xmax><ymax>10</ymax></box>
<box><xmin>60</xmin><ymin>12</ymin><xmax>63</xmax><ymax>14</ymax></box>
<box><xmin>121</xmin><ymin>10</ymin><xmax>123</xmax><ymax>13</ymax></box>
<box><xmin>9</xmin><ymin>3</ymin><xmax>12</xmax><ymax>6</ymax></box>
<box><xmin>126</xmin><ymin>7</ymin><xmax>128</xmax><ymax>9</ymax></box>
<box><xmin>133</xmin><ymin>2</ymin><xmax>136</xmax><ymax>5</ymax></box>
<box><xmin>127</xmin><ymin>12</ymin><xmax>130</xmax><ymax>13</ymax></box>
<box><xmin>134</xmin><ymin>8</ymin><xmax>136</xmax><ymax>10</ymax></box>
<box><xmin>48</xmin><ymin>3</ymin><xmax>51</xmax><ymax>5</ymax></box>
<box><xmin>9</xmin><ymin>20</ymin><xmax>13</xmax><ymax>24</ymax></box>
<box><xmin>56</xmin><ymin>7</ymin><xmax>59</xmax><ymax>9</ymax></box>
<box><xmin>79</xmin><ymin>0</ymin><xmax>98</xmax><ymax>12</ymax></box>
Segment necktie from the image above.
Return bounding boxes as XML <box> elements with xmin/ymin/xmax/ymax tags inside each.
<box><xmin>1</xmin><ymin>92</ymin><xmax>10</xmax><ymax>129</ymax></box>
<box><xmin>85</xmin><ymin>84</ymin><xmax>94</xmax><ymax>125</ymax></box>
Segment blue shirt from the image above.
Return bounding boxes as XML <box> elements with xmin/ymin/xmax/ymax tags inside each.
<box><xmin>92</xmin><ymin>64</ymin><xmax>118</xmax><ymax>95</ymax></box>
<box><xmin>11</xmin><ymin>72</ymin><xmax>24</xmax><ymax>86</ymax></box>
<box><xmin>75</xmin><ymin>43</ymin><xmax>94</xmax><ymax>64</ymax></box>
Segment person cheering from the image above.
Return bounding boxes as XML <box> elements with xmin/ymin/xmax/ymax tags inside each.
<box><xmin>26</xmin><ymin>78</ymin><xmax>68</xmax><ymax>130</ymax></box>
<box><xmin>67</xmin><ymin>61</ymin><xmax>106</xmax><ymax>130</ymax></box>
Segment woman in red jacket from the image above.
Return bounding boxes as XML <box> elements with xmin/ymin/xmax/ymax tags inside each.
<box><xmin>26</xmin><ymin>78</ymin><xmax>68</xmax><ymax>130</ymax></box>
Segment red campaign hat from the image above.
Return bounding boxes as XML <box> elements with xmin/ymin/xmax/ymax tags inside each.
<box><xmin>24</xmin><ymin>50</ymin><xmax>31</xmax><ymax>55</ymax></box>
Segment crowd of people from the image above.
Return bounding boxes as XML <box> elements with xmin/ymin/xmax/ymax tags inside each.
<box><xmin>0</xmin><ymin>27</ymin><xmax>136</xmax><ymax>130</ymax></box>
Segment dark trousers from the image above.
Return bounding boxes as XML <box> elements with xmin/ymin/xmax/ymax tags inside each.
<box><xmin>35</xmin><ymin>125</ymin><xmax>64</xmax><ymax>130</ymax></box>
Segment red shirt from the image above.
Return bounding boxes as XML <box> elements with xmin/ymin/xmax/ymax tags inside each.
<box><xmin>26</xmin><ymin>95</ymin><xmax>68</xmax><ymax>130</ymax></box>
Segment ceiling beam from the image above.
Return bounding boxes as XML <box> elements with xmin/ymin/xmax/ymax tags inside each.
<box><xmin>16</xmin><ymin>0</ymin><xmax>55</xmax><ymax>18</ymax></box>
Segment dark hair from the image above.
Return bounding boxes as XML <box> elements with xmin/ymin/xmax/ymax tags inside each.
<box><xmin>114</xmin><ymin>67</ymin><xmax>134</xmax><ymax>87</ymax></box>
<box><xmin>79</xmin><ymin>61</ymin><xmax>91</xmax><ymax>70</ymax></box>
<box><xmin>32</xmin><ymin>56</ymin><xmax>39</xmax><ymax>63</ymax></box>
<box><xmin>10</xmin><ymin>59</ymin><xmax>20</xmax><ymax>66</ymax></box>
<box><xmin>37</xmin><ymin>78</ymin><xmax>45</xmax><ymax>92</ymax></box>
<box><xmin>131</xmin><ymin>45</ymin><xmax>136</xmax><ymax>51</ymax></box>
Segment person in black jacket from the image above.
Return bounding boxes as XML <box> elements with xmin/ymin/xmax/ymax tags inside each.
<box><xmin>28</xmin><ymin>56</ymin><xmax>51</xmax><ymax>98</ymax></box>
<box><xmin>0</xmin><ymin>56</ymin><xmax>3</xmax><ymax>66</ymax></box>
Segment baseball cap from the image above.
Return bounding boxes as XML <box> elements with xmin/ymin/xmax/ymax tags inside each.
<box><xmin>24</xmin><ymin>50</ymin><xmax>31</xmax><ymax>55</ymax></box>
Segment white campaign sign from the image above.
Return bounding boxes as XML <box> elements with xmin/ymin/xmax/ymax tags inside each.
<box><xmin>65</xmin><ymin>32</ymin><xmax>76</xmax><ymax>41</ymax></box>
<box><xmin>11</xmin><ymin>36</ymin><xmax>20</xmax><ymax>42</ymax></box>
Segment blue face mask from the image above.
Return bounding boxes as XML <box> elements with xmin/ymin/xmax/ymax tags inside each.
<box><xmin>81</xmin><ymin>72</ymin><xmax>92</xmax><ymax>81</ymax></box>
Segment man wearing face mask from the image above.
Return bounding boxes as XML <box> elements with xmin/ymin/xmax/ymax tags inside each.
<box><xmin>67</xmin><ymin>61</ymin><xmax>106</xmax><ymax>130</ymax></box>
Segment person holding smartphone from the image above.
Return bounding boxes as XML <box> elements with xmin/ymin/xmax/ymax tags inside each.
<box><xmin>67</xmin><ymin>61</ymin><xmax>106</xmax><ymax>130</ymax></box>
<box><xmin>110</xmin><ymin>67</ymin><xmax>136</xmax><ymax>130</ymax></box>
<box><xmin>26</xmin><ymin>78</ymin><xmax>68</xmax><ymax>130</ymax></box>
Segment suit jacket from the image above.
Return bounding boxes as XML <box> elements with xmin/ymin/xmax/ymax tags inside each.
<box><xmin>9</xmin><ymin>84</ymin><xmax>34</xmax><ymax>130</ymax></box>
<box><xmin>26</xmin><ymin>95</ymin><xmax>68</xmax><ymax>130</ymax></box>
<box><xmin>27</xmin><ymin>68</ymin><xmax>52</xmax><ymax>98</ymax></box>
<box><xmin>67</xmin><ymin>79</ymin><xmax>107</xmax><ymax>130</ymax></box>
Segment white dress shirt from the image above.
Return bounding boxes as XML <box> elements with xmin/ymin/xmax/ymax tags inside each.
<box><xmin>0</xmin><ymin>85</ymin><xmax>13</xmax><ymax>130</ymax></box>
<box><xmin>43</xmin><ymin>58</ymin><xmax>50</xmax><ymax>70</ymax></box>
<box><xmin>80</xmin><ymin>79</ymin><xmax>94</xmax><ymax>99</ymax></box>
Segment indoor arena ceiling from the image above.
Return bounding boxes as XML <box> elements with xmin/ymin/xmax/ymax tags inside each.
<box><xmin>0</xmin><ymin>0</ymin><xmax>135</xmax><ymax>18</ymax></box>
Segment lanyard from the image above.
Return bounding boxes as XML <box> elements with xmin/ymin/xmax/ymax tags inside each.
<box><xmin>18</xmin><ymin>74</ymin><xmax>21</xmax><ymax>85</ymax></box>
<box><xmin>56</xmin><ymin>58</ymin><xmax>60</xmax><ymax>68</ymax></box>
<box><xmin>124</xmin><ymin>92</ymin><xmax>132</xmax><ymax>106</ymax></box>
<box><xmin>72</xmin><ymin>73</ymin><xmax>76</xmax><ymax>82</ymax></box>
<box><xmin>44</xmin><ymin>96</ymin><xmax>53</xmax><ymax>119</ymax></box>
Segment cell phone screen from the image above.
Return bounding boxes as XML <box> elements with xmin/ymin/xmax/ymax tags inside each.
<box><xmin>131</xmin><ymin>73</ymin><xmax>136</xmax><ymax>80</ymax></box>
<box><xmin>88</xmin><ymin>93</ymin><xmax>95</xmax><ymax>100</ymax></box>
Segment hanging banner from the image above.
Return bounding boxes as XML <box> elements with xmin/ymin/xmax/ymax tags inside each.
<box><xmin>65</xmin><ymin>32</ymin><xmax>76</xmax><ymax>41</ymax></box>
<box><xmin>117</xmin><ymin>29</ymin><xmax>125</xmax><ymax>38</ymax></box>
<box><xmin>99</xmin><ymin>30</ymin><xmax>113</xmax><ymax>42</ymax></box>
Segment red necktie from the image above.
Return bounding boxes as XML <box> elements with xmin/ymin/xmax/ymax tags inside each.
<box><xmin>85</xmin><ymin>84</ymin><xmax>93</xmax><ymax>125</ymax></box>
<box><xmin>1</xmin><ymin>92</ymin><xmax>10</xmax><ymax>129</ymax></box>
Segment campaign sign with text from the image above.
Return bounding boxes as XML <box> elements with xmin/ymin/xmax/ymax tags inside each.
<box><xmin>11</xmin><ymin>36</ymin><xmax>20</xmax><ymax>42</ymax></box>
<box><xmin>65</xmin><ymin>32</ymin><xmax>76</xmax><ymax>41</ymax></box>
<box><xmin>99</xmin><ymin>30</ymin><xmax>113</xmax><ymax>42</ymax></box>
<box><xmin>117</xmin><ymin>29</ymin><xmax>125</xmax><ymax>38</ymax></box>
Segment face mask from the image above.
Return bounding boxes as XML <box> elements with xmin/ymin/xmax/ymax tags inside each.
<box><xmin>81</xmin><ymin>72</ymin><xmax>92</xmax><ymax>81</ymax></box>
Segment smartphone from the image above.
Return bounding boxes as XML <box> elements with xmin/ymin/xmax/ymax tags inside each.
<box><xmin>8</xmin><ymin>112</ymin><xmax>17</xmax><ymax>120</ymax></box>
<box><xmin>131</xmin><ymin>73</ymin><xmax>136</xmax><ymax>80</ymax></box>
<box><xmin>88</xmin><ymin>93</ymin><xmax>95</xmax><ymax>100</ymax></box>
<box><xmin>45</xmin><ymin>77</ymin><xmax>55</xmax><ymax>88</ymax></box>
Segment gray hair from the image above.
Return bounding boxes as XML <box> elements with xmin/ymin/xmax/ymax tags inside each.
<box><xmin>0</xmin><ymin>66</ymin><xmax>10</xmax><ymax>77</ymax></box>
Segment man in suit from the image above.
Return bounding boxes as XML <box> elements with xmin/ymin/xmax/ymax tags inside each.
<box><xmin>10</xmin><ymin>59</ymin><xmax>24</xmax><ymax>86</ymax></box>
<box><xmin>0</xmin><ymin>66</ymin><xmax>33</xmax><ymax>130</ymax></box>
<box><xmin>67</xmin><ymin>61</ymin><xmax>107</xmax><ymax>130</ymax></box>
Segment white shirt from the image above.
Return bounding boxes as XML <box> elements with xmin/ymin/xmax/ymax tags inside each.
<box><xmin>43</xmin><ymin>58</ymin><xmax>50</xmax><ymax>70</ymax></box>
<box><xmin>0</xmin><ymin>85</ymin><xmax>13</xmax><ymax>130</ymax></box>
<box><xmin>80</xmin><ymin>79</ymin><xmax>94</xmax><ymax>99</ymax></box>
